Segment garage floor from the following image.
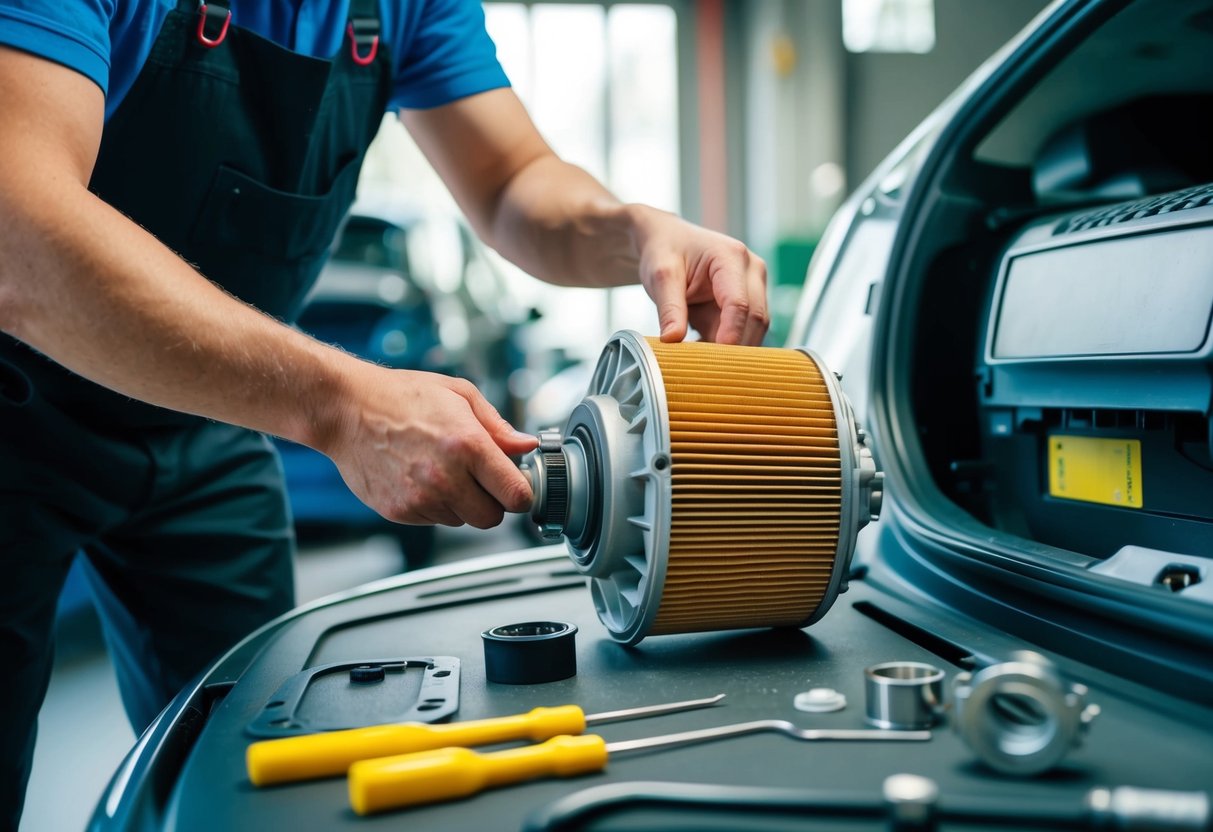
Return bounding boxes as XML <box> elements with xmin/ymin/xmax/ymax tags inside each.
<box><xmin>21</xmin><ymin>522</ymin><xmax>538</xmax><ymax>832</ymax></box>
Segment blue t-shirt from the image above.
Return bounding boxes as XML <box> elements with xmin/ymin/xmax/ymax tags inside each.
<box><xmin>0</xmin><ymin>0</ymin><xmax>509</xmax><ymax>120</ymax></box>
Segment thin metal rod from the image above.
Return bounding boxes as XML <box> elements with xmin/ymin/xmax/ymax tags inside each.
<box><xmin>606</xmin><ymin>719</ymin><xmax>930</xmax><ymax>755</ymax></box>
<box><xmin>586</xmin><ymin>693</ymin><xmax>727</xmax><ymax>726</ymax></box>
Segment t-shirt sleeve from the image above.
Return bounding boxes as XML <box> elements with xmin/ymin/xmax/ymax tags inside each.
<box><xmin>391</xmin><ymin>0</ymin><xmax>509</xmax><ymax>110</ymax></box>
<box><xmin>0</xmin><ymin>0</ymin><xmax>111</xmax><ymax>94</ymax></box>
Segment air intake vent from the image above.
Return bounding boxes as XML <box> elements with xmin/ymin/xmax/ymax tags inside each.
<box><xmin>1054</xmin><ymin>182</ymin><xmax>1213</xmax><ymax>235</ymax></box>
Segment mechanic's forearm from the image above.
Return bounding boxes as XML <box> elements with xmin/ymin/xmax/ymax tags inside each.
<box><xmin>0</xmin><ymin>181</ymin><xmax>352</xmax><ymax>450</ymax></box>
<box><xmin>485</xmin><ymin>153</ymin><xmax>662</xmax><ymax>289</ymax></box>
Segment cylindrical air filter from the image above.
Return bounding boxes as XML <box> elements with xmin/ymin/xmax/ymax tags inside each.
<box><xmin>523</xmin><ymin>330</ymin><xmax>882</xmax><ymax>645</ymax></box>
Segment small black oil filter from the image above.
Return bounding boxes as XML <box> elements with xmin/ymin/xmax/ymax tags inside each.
<box><xmin>482</xmin><ymin>621</ymin><xmax>578</xmax><ymax>684</ymax></box>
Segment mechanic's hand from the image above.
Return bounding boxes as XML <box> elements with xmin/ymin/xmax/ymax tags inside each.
<box><xmin>630</xmin><ymin>205</ymin><xmax>769</xmax><ymax>346</ymax></box>
<box><xmin>320</xmin><ymin>364</ymin><xmax>538</xmax><ymax>529</ymax></box>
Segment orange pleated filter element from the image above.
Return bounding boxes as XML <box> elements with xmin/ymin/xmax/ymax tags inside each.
<box><xmin>522</xmin><ymin>331</ymin><xmax>882</xmax><ymax>645</ymax></box>
<box><xmin>646</xmin><ymin>338</ymin><xmax>845</xmax><ymax>635</ymax></box>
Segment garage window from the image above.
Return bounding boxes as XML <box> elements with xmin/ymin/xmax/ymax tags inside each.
<box><xmin>842</xmin><ymin>0</ymin><xmax>935</xmax><ymax>54</ymax></box>
<box><xmin>484</xmin><ymin>2</ymin><xmax>681</xmax><ymax>214</ymax></box>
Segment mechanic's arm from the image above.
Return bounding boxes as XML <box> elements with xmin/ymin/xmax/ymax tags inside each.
<box><xmin>402</xmin><ymin>88</ymin><xmax>769</xmax><ymax>346</ymax></box>
<box><xmin>0</xmin><ymin>48</ymin><xmax>534</xmax><ymax>528</ymax></box>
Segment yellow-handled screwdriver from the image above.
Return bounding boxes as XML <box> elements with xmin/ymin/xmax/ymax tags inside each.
<box><xmin>348</xmin><ymin>720</ymin><xmax>932</xmax><ymax>815</ymax></box>
<box><xmin>246</xmin><ymin>693</ymin><xmax>725</xmax><ymax>786</ymax></box>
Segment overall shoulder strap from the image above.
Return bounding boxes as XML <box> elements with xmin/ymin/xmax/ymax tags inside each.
<box><xmin>349</xmin><ymin>0</ymin><xmax>380</xmax><ymax>24</ymax></box>
<box><xmin>346</xmin><ymin>0</ymin><xmax>381</xmax><ymax>65</ymax></box>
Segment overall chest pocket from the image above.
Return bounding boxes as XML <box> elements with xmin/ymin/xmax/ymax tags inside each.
<box><xmin>188</xmin><ymin>154</ymin><xmax>364</xmax><ymax>319</ymax></box>
<box><xmin>191</xmin><ymin>153</ymin><xmax>362</xmax><ymax>262</ymax></box>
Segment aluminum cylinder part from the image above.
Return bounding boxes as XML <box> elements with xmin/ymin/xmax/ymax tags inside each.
<box><xmin>864</xmin><ymin>662</ymin><xmax>946</xmax><ymax>730</ymax></box>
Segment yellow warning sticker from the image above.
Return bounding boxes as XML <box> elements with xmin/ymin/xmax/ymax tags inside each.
<box><xmin>1047</xmin><ymin>435</ymin><xmax>1143</xmax><ymax>509</ymax></box>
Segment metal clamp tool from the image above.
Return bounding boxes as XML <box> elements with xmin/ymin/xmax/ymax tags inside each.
<box><xmin>524</xmin><ymin>776</ymin><xmax>1211</xmax><ymax>832</ymax></box>
<box><xmin>952</xmin><ymin>650</ymin><xmax>1100</xmax><ymax>776</ymax></box>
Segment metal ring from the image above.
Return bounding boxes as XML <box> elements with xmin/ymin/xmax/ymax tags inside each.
<box><xmin>864</xmin><ymin>661</ymin><xmax>945</xmax><ymax>730</ymax></box>
<box><xmin>482</xmin><ymin>621</ymin><xmax>578</xmax><ymax>685</ymax></box>
<box><xmin>952</xmin><ymin>651</ymin><xmax>1100</xmax><ymax>776</ymax></box>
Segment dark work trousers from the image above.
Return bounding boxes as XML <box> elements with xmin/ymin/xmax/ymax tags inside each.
<box><xmin>0</xmin><ymin>389</ymin><xmax>295</xmax><ymax>829</ymax></box>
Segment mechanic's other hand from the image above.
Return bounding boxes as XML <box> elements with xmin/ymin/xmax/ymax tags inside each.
<box><xmin>320</xmin><ymin>365</ymin><xmax>538</xmax><ymax>529</ymax></box>
<box><xmin>631</xmin><ymin>205</ymin><xmax>769</xmax><ymax>346</ymax></box>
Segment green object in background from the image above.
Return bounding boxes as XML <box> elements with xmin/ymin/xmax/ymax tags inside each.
<box><xmin>767</xmin><ymin>236</ymin><xmax>817</xmax><ymax>346</ymax></box>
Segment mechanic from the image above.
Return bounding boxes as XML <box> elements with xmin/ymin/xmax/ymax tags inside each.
<box><xmin>0</xmin><ymin>0</ymin><xmax>768</xmax><ymax>826</ymax></box>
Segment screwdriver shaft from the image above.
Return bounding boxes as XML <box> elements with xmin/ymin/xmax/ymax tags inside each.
<box><xmin>606</xmin><ymin>719</ymin><xmax>931</xmax><ymax>755</ymax></box>
<box><xmin>586</xmin><ymin>693</ymin><xmax>726</xmax><ymax>726</ymax></box>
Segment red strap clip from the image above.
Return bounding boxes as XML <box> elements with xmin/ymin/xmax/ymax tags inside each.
<box><xmin>197</xmin><ymin>3</ymin><xmax>232</xmax><ymax>48</ymax></box>
<box><xmin>346</xmin><ymin>21</ymin><xmax>379</xmax><ymax>66</ymax></box>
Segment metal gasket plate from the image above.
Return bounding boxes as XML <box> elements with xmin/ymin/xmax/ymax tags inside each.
<box><xmin>245</xmin><ymin>656</ymin><xmax>459</xmax><ymax>738</ymax></box>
